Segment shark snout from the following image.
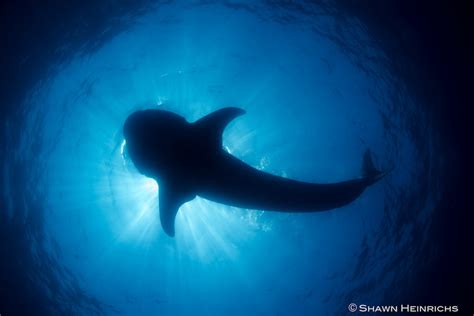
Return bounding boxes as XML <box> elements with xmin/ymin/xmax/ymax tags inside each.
<box><xmin>123</xmin><ymin>110</ymin><xmax>145</xmax><ymax>140</ymax></box>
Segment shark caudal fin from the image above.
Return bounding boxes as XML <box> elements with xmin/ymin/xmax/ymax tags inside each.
<box><xmin>362</xmin><ymin>149</ymin><xmax>387</xmax><ymax>184</ymax></box>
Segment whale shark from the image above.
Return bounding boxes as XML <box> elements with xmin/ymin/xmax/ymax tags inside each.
<box><xmin>123</xmin><ymin>107</ymin><xmax>387</xmax><ymax>237</ymax></box>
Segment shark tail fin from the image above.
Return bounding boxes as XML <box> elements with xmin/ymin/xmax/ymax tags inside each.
<box><xmin>362</xmin><ymin>149</ymin><xmax>387</xmax><ymax>184</ymax></box>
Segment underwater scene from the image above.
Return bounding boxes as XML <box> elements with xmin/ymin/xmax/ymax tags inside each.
<box><xmin>1</xmin><ymin>1</ymin><xmax>471</xmax><ymax>315</ymax></box>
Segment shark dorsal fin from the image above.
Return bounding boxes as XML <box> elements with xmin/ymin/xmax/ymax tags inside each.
<box><xmin>194</xmin><ymin>107</ymin><xmax>246</xmax><ymax>147</ymax></box>
<box><xmin>158</xmin><ymin>180</ymin><xmax>195</xmax><ymax>237</ymax></box>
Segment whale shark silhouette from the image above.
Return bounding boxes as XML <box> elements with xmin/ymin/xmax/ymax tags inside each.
<box><xmin>123</xmin><ymin>107</ymin><xmax>387</xmax><ymax>237</ymax></box>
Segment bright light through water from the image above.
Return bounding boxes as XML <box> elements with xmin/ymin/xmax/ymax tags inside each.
<box><xmin>117</xmin><ymin>137</ymin><xmax>264</xmax><ymax>250</ymax></box>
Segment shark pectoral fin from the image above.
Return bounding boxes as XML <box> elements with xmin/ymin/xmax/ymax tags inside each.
<box><xmin>194</xmin><ymin>107</ymin><xmax>246</xmax><ymax>147</ymax></box>
<box><xmin>159</xmin><ymin>184</ymin><xmax>192</xmax><ymax>237</ymax></box>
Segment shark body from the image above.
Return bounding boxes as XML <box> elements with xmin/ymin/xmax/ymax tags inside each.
<box><xmin>123</xmin><ymin>107</ymin><xmax>386</xmax><ymax>236</ymax></box>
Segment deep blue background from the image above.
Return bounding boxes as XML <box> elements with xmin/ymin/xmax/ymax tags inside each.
<box><xmin>1</xmin><ymin>1</ymin><xmax>472</xmax><ymax>315</ymax></box>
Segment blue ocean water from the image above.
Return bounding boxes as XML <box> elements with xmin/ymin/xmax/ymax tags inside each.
<box><xmin>2</xmin><ymin>2</ymin><xmax>440</xmax><ymax>315</ymax></box>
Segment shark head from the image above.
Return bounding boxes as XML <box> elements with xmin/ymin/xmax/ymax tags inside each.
<box><xmin>122</xmin><ymin>107</ymin><xmax>246</xmax><ymax>236</ymax></box>
<box><xmin>123</xmin><ymin>109</ymin><xmax>190</xmax><ymax>179</ymax></box>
